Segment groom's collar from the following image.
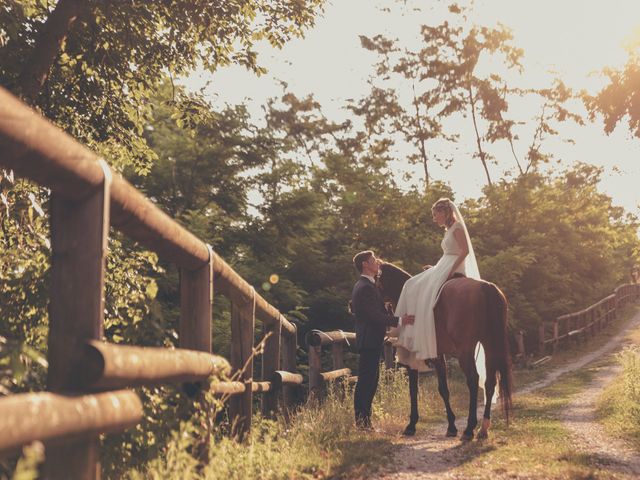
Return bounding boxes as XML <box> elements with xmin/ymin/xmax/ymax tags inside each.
<box><xmin>361</xmin><ymin>274</ymin><xmax>376</xmax><ymax>284</ymax></box>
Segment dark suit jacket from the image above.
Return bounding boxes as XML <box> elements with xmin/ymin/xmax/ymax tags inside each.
<box><xmin>351</xmin><ymin>276</ymin><xmax>399</xmax><ymax>350</ymax></box>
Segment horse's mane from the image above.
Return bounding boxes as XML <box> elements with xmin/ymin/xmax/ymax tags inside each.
<box><xmin>378</xmin><ymin>262</ymin><xmax>412</xmax><ymax>305</ymax></box>
<box><xmin>379</xmin><ymin>262</ymin><xmax>412</xmax><ymax>279</ymax></box>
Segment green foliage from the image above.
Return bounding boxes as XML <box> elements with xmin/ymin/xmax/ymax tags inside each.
<box><xmin>1</xmin><ymin>0</ymin><xmax>326</xmax><ymax>172</ymax></box>
<box><xmin>0</xmin><ymin>173</ymin><xmax>49</xmax><ymax>393</ymax></box>
<box><xmin>469</xmin><ymin>165</ymin><xmax>639</xmax><ymax>333</ymax></box>
<box><xmin>597</xmin><ymin>345</ymin><xmax>640</xmax><ymax>448</ymax></box>
<box><xmin>10</xmin><ymin>441</ymin><xmax>44</xmax><ymax>480</ymax></box>
<box><xmin>619</xmin><ymin>346</ymin><xmax>640</xmax><ymax>419</ymax></box>
<box><xmin>583</xmin><ymin>42</ymin><xmax>640</xmax><ymax>137</ymax></box>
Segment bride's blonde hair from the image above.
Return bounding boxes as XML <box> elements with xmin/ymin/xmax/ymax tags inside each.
<box><xmin>431</xmin><ymin>198</ymin><xmax>455</xmax><ymax>227</ymax></box>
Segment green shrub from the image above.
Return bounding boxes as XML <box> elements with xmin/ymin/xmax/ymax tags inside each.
<box><xmin>597</xmin><ymin>345</ymin><xmax>640</xmax><ymax>447</ymax></box>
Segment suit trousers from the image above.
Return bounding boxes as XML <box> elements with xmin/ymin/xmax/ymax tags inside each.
<box><xmin>354</xmin><ymin>347</ymin><xmax>382</xmax><ymax>426</ymax></box>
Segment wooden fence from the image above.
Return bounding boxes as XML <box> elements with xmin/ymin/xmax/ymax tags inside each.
<box><xmin>305</xmin><ymin>330</ymin><xmax>398</xmax><ymax>399</ymax></box>
<box><xmin>516</xmin><ymin>283</ymin><xmax>640</xmax><ymax>360</ymax></box>
<box><xmin>0</xmin><ymin>87</ymin><xmax>302</xmax><ymax>478</ymax></box>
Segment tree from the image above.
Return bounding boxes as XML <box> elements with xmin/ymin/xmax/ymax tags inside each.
<box><xmin>583</xmin><ymin>44</ymin><xmax>640</xmax><ymax>138</ymax></box>
<box><xmin>356</xmin><ymin>4</ymin><xmax>524</xmax><ymax>187</ymax></box>
<box><xmin>468</xmin><ymin>164</ymin><xmax>639</xmax><ymax>338</ymax></box>
<box><xmin>1</xmin><ymin>0</ymin><xmax>326</xmax><ymax>171</ymax></box>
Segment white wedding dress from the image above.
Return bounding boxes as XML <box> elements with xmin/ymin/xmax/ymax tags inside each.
<box><xmin>395</xmin><ymin>221</ymin><xmax>467</xmax><ymax>369</ymax></box>
<box><xmin>394</xmin><ymin>203</ymin><xmax>495</xmax><ymax>403</ymax></box>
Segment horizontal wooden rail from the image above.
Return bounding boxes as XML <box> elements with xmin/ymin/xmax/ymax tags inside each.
<box><xmin>75</xmin><ymin>341</ymin><xmax>231</xmax><ymax>390</ymax></box>
<box><xmin>306</xmin><ymin>330</ymin><xmax>355</xmax><ymax>347</ymax></box>
<box><xmin>319</xmin><ymin>368</ymin><xmax>352</xmax><ymax>382</ymax></box>
<box><xmin>0</xmin><ymin>391</ymin><xmax>141</xmax><ymax>456</ymax></box>
<box><xmin>252</xmin><ymin>382</ymin><xmax>272</xmax><ymax>393</ymax></box>
<box><xmin>0</xmin><ymin>86</ymin><xmax>295</xmax><ymax>337</ymax></box>
<box><xmin>272</xmin><ymin>370</ymin><xmax>304</xmax><ymax>386</ymax></box>
<box><xmin>210</xmin><ymin>381</ymin><xmax>246</xmax><ymax>395</ymax></box>
<box><xmin>209</xmin><ymin>381</ymin><xmax>274</xmax><ymax>395</ymax></box>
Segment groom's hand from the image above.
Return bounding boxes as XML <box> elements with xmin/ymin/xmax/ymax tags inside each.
<box><xmin>401</xmin><ymin>314</ymin><xmax>415</xmax><ymax>325</ymax></box>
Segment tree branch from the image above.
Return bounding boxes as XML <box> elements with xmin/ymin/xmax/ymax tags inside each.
<box><xmin>18</xmin><ymin>0</ymin><xmax>89</xmax><ymax>103</ymax></box>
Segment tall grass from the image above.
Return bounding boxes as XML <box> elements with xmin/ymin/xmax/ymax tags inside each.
<box><xmin>596</xmin><ymin>345</ymin><xmax>640</xmax><ymax>448</ymax></box>
<box><xmin>6</xmin><ymin>363</ymin><xmax>474</xmax><ymax>479</ymax></box>
<box><xmin>122</xmin><ymin>369</ymin><xmax>417</xmax><ymax>479</ymax></box>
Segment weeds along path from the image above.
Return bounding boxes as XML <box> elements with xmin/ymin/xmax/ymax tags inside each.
<box><xmin>374</xmin><ymin>309</ymin><xmax>640</xmax><ymax>480</ymax></box>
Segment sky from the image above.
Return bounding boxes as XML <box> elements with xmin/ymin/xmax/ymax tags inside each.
<box><xmin>184</xmin><ymin>0</ymin><xmax>640</xmax><ymax>218</ymax></box>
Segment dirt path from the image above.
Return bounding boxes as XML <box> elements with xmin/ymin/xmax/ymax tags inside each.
<box><xmin>372</xmin><ymin>427</ymin><xmax>477</xmax><ymax>480</ymax></box>
<box><xmin>559</xmin><ymin>318</ymin><xmax>640</xmax><ymax>477</ymax></box>
<box><xmin>374</xmin><ymin>310</ymin><xmax>640</xmax><ymax>479</ymax></box>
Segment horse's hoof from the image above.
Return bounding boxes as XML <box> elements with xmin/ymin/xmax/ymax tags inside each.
<box><xmin>477</xmin><ymin>430</ymin><xmax>488</xmax><ymax>440</ymax></box>
<box><xmin>403</xmin><ymin>425</ymin><xmax>416</xmax><ymax>436</ymax></box>
<box><xmin>460</xmin><ymin>432</ymin><xmax>474</xmax><ymax>442</ymax></box>
<box><xmin>446</xmin><ymin>427</ymin><xmax>458</xmax><ymax>437</ymax></box>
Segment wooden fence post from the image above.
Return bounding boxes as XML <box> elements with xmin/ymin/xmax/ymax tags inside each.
<box><xmin>281</xmin><ymin>327</ymin><xmax>298</xmax><ymax>415</ymax></box>
<box><xmin>552</xmin><ymin>321</ymin><xmax>559</xmax><ymax>353</ymax></box>
<box><xmin>179</xmin><ymin>245</ymin><xmax>213</xmax><ymax>353</ymax></box>
<box><xmin>261</xmin><ymin>320</ymin><xmax>281</xmax><ymax>418</ymax></box>
<box><xmin>179</xmin><ymin>245</ymin><xmax>213</xmax><ymax>460</ymax></box>
<box><xmin>538</xmin><ymin>324</ymin><xmax>545</xmax><ymax>354</ymax></box>
<box><xmin>45</xmin><ymin>162</ymin><xmax>111</xmax><ymax>480</ymax></box>
<box><xmin>229</xmin><ymin>299</ymin><xmax>254</xmax><ymax>439</ymax></box>
<box><xmin>515</xmin><ymin>331</ymin><xmax>526</xmax><ymax>366</ymax></box>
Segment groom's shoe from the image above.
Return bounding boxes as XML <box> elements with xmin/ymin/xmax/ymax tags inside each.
<box><xmin>356</xmin><ymin>416</ymin><xmax>373</xmax><ymax>431</ymax></box>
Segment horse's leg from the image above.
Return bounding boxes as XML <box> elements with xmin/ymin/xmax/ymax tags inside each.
<box><xmin>478</xmin><ymin>354</ymin><xmax>496</xmax><ymax>440</ymax></box>
<box><xmin>433</xmin><ymin>355</ymin><xmax>457</xmax><ymax>437</ymax></box>
<box><xmin>459</xmin><ymin>352</ymin><xmax>479</xmax><ymax>441</ymax></box>
<box><xmin>403</xmin><ymin>368</ymin><xmax>419</xmax><ymax>436</ymax></box>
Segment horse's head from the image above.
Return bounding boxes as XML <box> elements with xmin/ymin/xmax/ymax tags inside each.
<box><xmin>377</xmin><ymin>262</ymin><xmax>412</xmax><ymax>308</ymax></box>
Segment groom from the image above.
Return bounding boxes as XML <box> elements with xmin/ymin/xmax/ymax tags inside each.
<box><xmin>351</xmin><ymin>250</ymin><xmax>414</xmax><ymax>429</ymax></box>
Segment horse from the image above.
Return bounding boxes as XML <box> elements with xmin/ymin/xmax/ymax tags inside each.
<box><xmin>378</xmin><ymin>262</ymin><xmax>513</xmax><ymax>441</ymax></box>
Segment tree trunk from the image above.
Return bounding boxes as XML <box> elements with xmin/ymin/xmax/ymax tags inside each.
<box><xmin>412</xmin><ymin>84</ymin><xmax>430</xmax><ymax>187</ymax></box>
<box><xmin>18</xmin><ymin>0</ymin><xmax>88</xmax><ymax>103</ymax></box>
<box><xmin>467</xmin><ymin>85</ymin><xmax>493</xmax><ymax>187</ymax></box>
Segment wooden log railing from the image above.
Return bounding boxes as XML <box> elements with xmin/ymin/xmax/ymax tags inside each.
<box><xmin>0</xmin><ymin>86</ymin><xmax>300</xmax><ymax>477</ymax></box>
<box><xmin>531</xmin><ymin>283</ymin><xmax>640</xmax><ymax>357</ymax></box>
<box><xmin>305</xmin><ymin>330</ymin><xmax>399</xmax><ymax>399</ymax></box>
<box><xmin>306</xmin><ymin>330</ymin><xmax>356</xmax><ymax>398</ymax></box>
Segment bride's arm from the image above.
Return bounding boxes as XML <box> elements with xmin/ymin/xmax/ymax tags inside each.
<box><xmin>448</xmin><ymin>227</ymin><xmax>469</xmax><ymax>278</ymax></box>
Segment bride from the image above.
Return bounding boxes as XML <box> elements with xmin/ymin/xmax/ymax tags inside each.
<box><xmin>395</xmin><ymin>197</ymin><xmax>490</xmax><ymax>398</ymax></box>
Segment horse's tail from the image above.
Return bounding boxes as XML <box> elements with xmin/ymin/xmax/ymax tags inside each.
<box><xmin>482</xmin><ymin>281</ymin><xmax>513</xmax><ymax>424</ymax></box>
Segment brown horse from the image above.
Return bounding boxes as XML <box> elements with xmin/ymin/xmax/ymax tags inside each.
<box><xmin>378</xmin><ymin>262</ymin><xmax>513</xmax><ymax>441</ymax></box>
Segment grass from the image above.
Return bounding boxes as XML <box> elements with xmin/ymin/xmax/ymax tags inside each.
<box><xmin>450</xmin><ymin>365</ymin><xmax>618</xmax><ymax>479</ymax></box>
<box><xmin>596</xmin><ymin>325</ymin><xmax>640</xmax><ymax>450</ymax></box>
<box><xmin>122</xmin><ymin>377</ymin><xmax>406</xmax><ymax>480</ymax></box>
